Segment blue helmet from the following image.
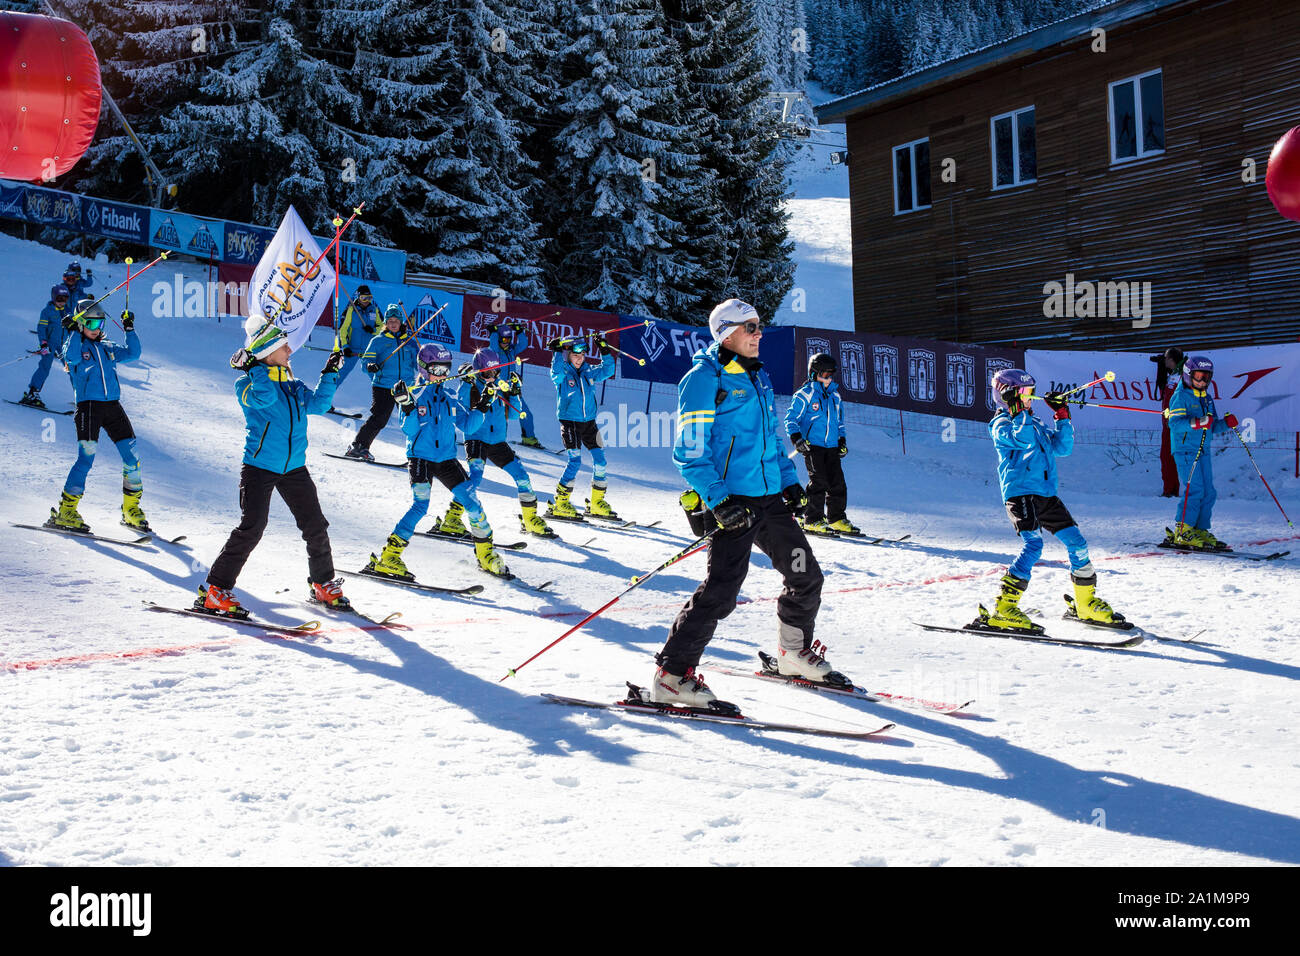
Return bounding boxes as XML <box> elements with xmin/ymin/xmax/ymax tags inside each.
<box><xmin>472</xmin><ymin>347</ymin><xmax>501</xmax><ymax>374</ymax></box>
<box><xmin>51</xmin><ymin>284</ymin><xmax>70</xmax><ymax>301</ymax></box>
<box><xmin>417</xmin><ymin>342</ymin><xmax>452</xmax><ymax>377</ymax></box>
<box><xmin>991</xmin><ymin>367</ymin><xmax>1035</xmax><ymax>411</ymax></box>
<box><xmin>1182</xmin><ymin>355</ymin><xmax>1213</xmax><ymax>389</ymax></box>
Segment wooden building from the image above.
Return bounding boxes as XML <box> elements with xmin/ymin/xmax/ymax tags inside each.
<box><xmin>815</xmin><ymin>0</ymin><xmax>1300</xmax><ymax>350</ymax></box>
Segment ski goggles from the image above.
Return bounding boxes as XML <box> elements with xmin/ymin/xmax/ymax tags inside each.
<box><xmin>53</xmin><ymin>294</ymin><xmax>68</xmax><ymax>303</ymax></box>
<box><xmin>570</xmin><ymin>341</ymin><xmax>588</xmax><ymax>355</ymax></box>
<box><xmin>355</xmin><ymin>294</ymin><xmax>373</xmax><ymax>304</ymax></box>
<box><xmin>81</xmin><ymin>316</ymin><xmax>105</xmax><ymax>331</ymax></box>
<box><xmin>1189</xmin><ymin>370</ymin><xmax>1212</xmax><ymax>387</ymax></box>
<box><xmin>421</xmin><ymin>362</ymin><xmax>451</xmax><ymax>378</ymax></box>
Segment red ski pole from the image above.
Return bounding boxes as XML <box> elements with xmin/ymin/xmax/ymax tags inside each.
<box><xmin>1229</xmin><ymin>423</ymin><xmax>1295</xmax><ymax>529</ymax></box>
<box><xmin>69</xmin><ymin>250</ymin><xmax>170</xmax><ymax>324</ymax></box>
<box><xmin>500</xmin><ymin>530</ymin><xmax>717</xmax><ymax>682</ymax></box>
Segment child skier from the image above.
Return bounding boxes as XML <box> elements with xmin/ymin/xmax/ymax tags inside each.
<box><xmin>457</xmin><ymin>347</ymin><xmax>554</xmax><ymax>539</ymax></box>
<box><xmin>19</xmin><ymin>284</ymin><xmax>74</xmax><ymax>409</ymax></box>
<box><xmin>48</xmin><ymin>299</ymin><xmax>147</xmax><ymax>534</ymax></box>
<box><xmin>785</xmin><ymin>351</ymin><xmax>858</xmax><ymax>535</ymax></box>
<box><xmin>330</xmin><ymin>284</ymin><xmax>380</xmax><ymax>388</ymax></box>
<box><xmin>546</xmin><ymin>336</ymin><xmax>617</xmax><ymax>520</ymax></box>
<box><xmin>197</xmin><ymin>318</ymin><xmax>349</xmax><ymax>617</ymax></box>
<box><xmin>980</xmin><ymin>368</ymin><xmax>1122</xmax><ymax>630</ymax></box>
<box><xmin>488</xmin><ymin>319</ymin><xmax>542</xmax><ymax>448</ymax></box>
<box><xmin>1164</xmin><ymin>355</ymin><xmax>1238</xmax><ymax>550</ymax></box>
<box><xmin>368</xmin><ymin>343</ymin><xmax>512</xmax><ymax>579</ymax></box>
<box><xmin>346</xmin><ymin>304</ymin><xmax>416</xmax><ymax>461</ymax></box>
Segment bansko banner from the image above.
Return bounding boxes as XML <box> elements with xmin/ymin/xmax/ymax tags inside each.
<box><xmin>149</xmin><ymin>209</ymin><xmax>224</xmax><ymax>261</ymax></box>
<box><xmin>81</xmin><ymin>196</ymin><xmax>149</xmax><ymax>244</ymax></box>
<box><xmin>224</xmin><ymin>221</ymin><xmax>276</xmax><ymax>266</ymax></box>
<box><xmin>794</xmin><ymin>327</ymin><xmax>1025</xmax><ymax>421</ymax></box>
<box><xmin>1025</xmin><ymin>345</ymin><xmax>1300</xmax><ymax>431</ymax></box>
<box><xmin>461</xmin><ymin>296</ymin><xmax>621</xmax><ymax>366</ymax></box>
<box><xmin>22</xmin><ymin>183</ymin><xmax>80</xmax><ymax>230</ymax></box>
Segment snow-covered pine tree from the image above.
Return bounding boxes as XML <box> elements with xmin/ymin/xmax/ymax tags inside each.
<box><xmin>751</xmin><ymin>0</ymin><xmax>809</xmax><ymax>91</ymax></box>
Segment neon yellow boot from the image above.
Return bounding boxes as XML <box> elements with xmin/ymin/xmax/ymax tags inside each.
<box><xmin>474</xmin><ymin>534</ymin><xmax>510</xmax><ymax>577</ymax></box>
<box><xmin>367</xmin><ymin>534</ymin><xmax>413</xmax><ymax>580</ymax></box>
<box><xmin>548</xmin><ymin>482</ymin><xmax>579</xmax><ymax>519</ymax></box>
<box><xmin>437</xmin><ymin>500</ymin><xmax>468</xmax><ymax>536</ymax></box>
<box><xmin>587</xmin><ymin>486</ymin><xmax>617</xmax><ymax>518</ymax></box>
<box><xmin>122</xmin><ymin>490</ymin><xmax>151</xmax><ymax>531</ymax></box>
<box><xmin>980</xmin><ymin>574</ymin><xmax>1036</xmax><ymax>630</ymax></box>
<box><xmin>1069</xmin><ymin>577</ymin><xmax>1117</xmax><ymax>623</ymax></box>
<box><xmin>49</xmin><ymin>491</ymin><xmax>90</xmax><ymax>532</ymax></box>
<box><xmin>519</xmin><ymin>501</ymin><xmax>555</xmax><ymax>537</ymax></box>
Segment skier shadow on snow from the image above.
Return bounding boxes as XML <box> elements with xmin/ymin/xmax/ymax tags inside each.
<box><xmin>265</xmin><ymin>618</ymin><xmax>645</xmax><ymax>763</ymax></box>
<box><xmin>774</xmin><ymin>706</ymin><xmax>1300</xmax><ymax>863</ymax></box>
<box><xmin>1107</xmin><ymin>638</ymin><xmax>1300</xmax><ymax>684</ymax></box>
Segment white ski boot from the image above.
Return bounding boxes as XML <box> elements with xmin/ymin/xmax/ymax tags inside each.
<box><xmin>650</xmin><ymin>665</ymin><xmax>717</xmax><ymax>708</ymax></box>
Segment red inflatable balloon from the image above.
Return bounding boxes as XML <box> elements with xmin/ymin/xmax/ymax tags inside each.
<box><xmin>1266</xmin><ymin>125</ymin><xmax>1300</xmax><ymax>222</ymax></box>
<box><xmin>0</xmin><ymin>11</ymin><xmax>101</xmax><ymax>182</ymax></box>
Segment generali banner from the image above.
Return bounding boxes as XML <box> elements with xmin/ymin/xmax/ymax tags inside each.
<box><xmin>793</xmin><ymin>328</ymin><xmax>1026</xmax><ymax>422</ymax></box>
<box><xmin>1026</xmin><ymin>346</ymin><xmax>1300</xmax><ymax>431</ymax></box>
<box><xmin>460</xmin><ymin>296</ymin><xmax>622</xmax><ymax>365</ymax></box>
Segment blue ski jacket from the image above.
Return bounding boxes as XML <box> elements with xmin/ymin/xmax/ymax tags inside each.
<box><xmin>784</xmin><ymin>380</ymin><xmax>845</xmax><ymax>448</ymax></box>
<box><xmin>550</xmin><ymin>351</ymin><xmax>614</xmax><ymax>422</ymax></box>
<box><xmin>333</xmin><ymin>301</ymin><xmax>380</xmax><ymax>354</ymax></box>
<box><xmin>36</xmin><ymin>301</ymin><xmax>73</xmax><ymax>354</ymax></box>
<box><xmin>62</xmin><ymin>330</ymin><xmax>141</xmax><ymax>402</ymax></box>
<box><xmin>1166</xmin><ymin>382</ymin><xmax>1230</xmax><ymax>459</ymax></box>
<box><xmin>361</xmin><ymin>330</ymin><xmax>417</xmax><ymax>390</ymax></box>
<box><xmin>990</xmin><ymin>409</ymin><xmax>1073</xmax><ymax>499</ymax></box>
<box><xmin>401</xmin><ymin>381</ymin><xmax>480</xmax><ymax>464</ymax></box>
<box><xmin>463</xmin><ymin>378</ymin><xmax>521</xmax><ymax>444</ymax></box>
<box><xmin>236</xmin><ymin>364</ymin><xmax>338</xmax><ymax>474</ymax></box>
<box><xmin>674</xmin><ymin>343</ymin><xmax>797</xmax><ymax>508</ymax></box>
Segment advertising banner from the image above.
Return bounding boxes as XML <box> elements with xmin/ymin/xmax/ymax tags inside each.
<box><xmin>617</xmin><ymin>317</ymin><xmax>712</xmax><ymax>386</ymax></box>
<box><xmin>1025</xmin><ymin>345</ymin><xmax>1300</xmax><ymax>431</ymax></box>
<box><xmin>333</xmin><ymin>277</ymin><xmax>461</xmax><ymax>350</ymax></box>
<box><xmin>0</xmin><ymin>180</ymin><xmax>28</xmax><ymax>221</ymax></box>
<box><xmin>149</xmin><ymin>208</ymin><xmax>224</xmax><ymax>260</ymax></box>
<box><xmin>23</xmin><ymin>184</ymin><xmax>80</xmax><ymax>230</ymax></box>
<box><xmin>314</xmin><ymin>238</ymin><xmax>406</xmax><ymax>285</ymax></box>
<box><xmin>81</xmin><ymin>196</ymin><xmax>149</xmax><ymax>244</ymax></box>
<box><xmin>794</xmin><ymin>328</ymin><xmax>1025</xmax><ymax>421</ymax></box>
<box><xmin>461</xmin><ymin>296</ymin><xmax>621</xmax><ymax>366</ymax></box>
<box><xmin>223</xmin><ymin>221</ymin><xmax>276</xmax><ymax>266</ymax></box>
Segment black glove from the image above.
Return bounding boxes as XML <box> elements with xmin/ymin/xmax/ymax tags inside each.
<box><xmin>713</xmin><ymin>496</ymin><xmax>753</xmax><ymax>532</ymax></box>
<box><xmin>392</xmin><ymin>379</ymin><xmax>414</xmax><ymax>411</ymax></box>
<box><xmin>121</xmin><ymin>310</ymin><xmax>135</xmax><ymax>332</ymax></box>
<box><xmin>510</xmin><ymin>321</ymin><xmax>527</xmax><ymax>334</ymax></box>
<box><xmin>782</xmin><ymin>483</ymin><xmax>807</xmax><ymax>518</ymax></box>
<box><xmin>323</xmin><ymin>350</ymin><xmax>344</xmax><ymax>375</ymax></box>
<box><xmin>472</xmin><ymin>384</ymin><xmax>495</xmax><ymax>412</ymax></box>
<box><xmin>791</xmin><ymin>432</ymin><xmax>810</xmax><ymax>455</ymax></box>
<box><xmin>363</xmin><ymin>324</ymin><xmax>375</xmax><ymax>336</ymax></box>
<box><xmin>1044</xmin><ymin>391</ymin><xmax>1070</xmax><ymax>420</ymax></box>
<box><xmin>546</xmin><ymin>337</ymin><xmax>569</xmax><ymax>352</ymax></box>
<box><xmin>457</xmin><ymin>361</ymin><xmax>474</xmax><ymax>377</ymax></box>
<box><xmin>838</xmin><ymin>438</ymin><xmax>848</xmax><ymax>458</ymax></box>
<box><xmin>366</xmin><ymin>362</ymin><xmax>379</xmax><ymax>373</ymax></box>
<box><xmin>230</xmin><ymin>348</ymin><xmax>256</xmax><ymax>371</ymax></box>
<box><xmin>37</xmin><ymin>341</ymin><xmax>50</xmax><ymax>356</ymax></box>
<box><xmin>597</xmin><ymin>337</ymin><xmax>610</xmax><ymax>355</ymax></box>
<box><xmin>342</xmin><ymin>347</ymin><xmax>355</xmax><ymax>358</ymax></box>
<box><xmin>61</xmin><ymin>314</ymin><xmax>78</xmax><ymax>332</ymax></box>
<box><xmin>502</xmin><ymin>374</ymin><xmax>522</xmax><ymax>397</ymax></box>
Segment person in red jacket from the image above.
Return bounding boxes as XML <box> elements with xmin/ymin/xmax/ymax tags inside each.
<box><xmin>1150</xmin><ymin>347</ymin><xmax>1184</xmax><ymax>497</ymax></box>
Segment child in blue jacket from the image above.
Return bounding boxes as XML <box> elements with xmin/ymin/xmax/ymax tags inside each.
<box><xmin>1164</xmin><ymin>355</ymin><xmax>1238</xmax><ymax>550</ymax></box>
<box><xmin>47</xmin><ymin>299</ymin><xmax>146</xmax><ymax>534</ymax></box>
<box><xmin>488</xmin><ymin>319</ymin><xmax>542</xmax><ymax>447</ymax></box>
<box><xmin>785</xmin><ymin>351</ymin><xmax>856</xmax><ymax>535</ymax></box>
<box><xmin>19</xmin><ymin>284</ymin><xmax>74</xmax><ymax>408</ymax></box>
<box><xmin>346</xmin><ymin>304</ymin><xmax>416</xmax><ymax>461</ymax></box>
<box><xmin>545</xmin><ymin>336</ymin><xmax>616</xmax><ymax>519</ymax></box>
<box><xmin>980</xmin><ymin>368</ymin><xmax>1121</xmax><ymax>629</ymax></box>
<box><xmin>198</xmin><ymin>318</ymin><xmax>349</xmax><ymax>618</ymax></box>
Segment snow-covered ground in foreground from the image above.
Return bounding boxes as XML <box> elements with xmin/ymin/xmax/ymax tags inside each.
<box><xmin>2</xmin><ymin>232</ymin><xmax>1299</xmax><ymax>867</ymax></box>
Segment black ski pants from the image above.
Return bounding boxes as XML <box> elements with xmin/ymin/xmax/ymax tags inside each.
<box><xmin>356</xmin><ymin>386</ymin><xmax>396</xmax><ymax>450</ymax></box>
<box><xmin>207</xmin><ymin>464</ymin><xmax>333</xmax><ymax>589</ymax></box>
<box><xmin>658</xmin><ymin>494</ymin><xmax>823</xmax><ymax>674</ymax></box>
<box><xmin>803</xmin><ymin>445</ymin><xmax>847</xmax><ymax>522</ymax></box>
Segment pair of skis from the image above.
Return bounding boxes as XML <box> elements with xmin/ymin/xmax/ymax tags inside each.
<box><xmin>415</xmin><ymin>530</ymin><xmax>552</xmax><ymax>591</ymax></box>
<box><xmin>915</xmin><ymin>596</ymin><xmax>1146</xmax><ymax>648</ymax></box>
<box><xmin>5</xmin><ymin>399</ymin><xmax>74</xmax><ymax>416</ymax></box>
<box><xmin>13</xmin><ymin>521</ymin><xmax>186</xmax><ymax>550</ymax></box>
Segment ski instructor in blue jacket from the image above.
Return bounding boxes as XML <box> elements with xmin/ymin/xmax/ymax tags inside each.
<box><xmin>651</xmin><ymin>299</ymin><xmax>836</xmax><ymax>709</ymax></box>
<box><xmin>198</xmin><ymin>316</ymin><xmax>349</xmax><ymax>620</ymax></box>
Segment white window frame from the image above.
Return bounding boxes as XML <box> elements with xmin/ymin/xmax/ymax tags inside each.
<box><xmin>1108</xmin><ymin>69</ymin><xmax>1164</xmax><ymax>165</ymax></box>
<box><xmin>990</xmin><ymin>106</ymin><xmax>1036</xmax><ymax>190</ymax></box>
<box><xmin>892</xmin><ymin>137</ymin><xmax>931</xmax><ymax>215</ymax></box>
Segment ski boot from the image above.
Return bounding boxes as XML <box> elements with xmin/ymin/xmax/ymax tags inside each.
<box><xmin>1066</xmin><ymin>574</ymin><xmax>1123</xmax><ymax>625</ymax></box>
<box><xmin>519</xmin><ymin>501</ymin><xmax>555</xmax><ymax>538</ymax></box>
<box><xmin>344</xmin><ymin>443</ymin><xmax>375</xmax><ymax>462</ymax></box>
<box><xmin>547</xmin><ymin>482</ymin><xmax>580</xmax><ymax>519</ymax></box>
<box><xmin>474</xmin><ymin>534</ymin><xmax>510</xmax><ymax>577</ymax></box>
<box><xmin>802</xmin><ymin>516</ymin><xmax>835</xmax><ymax>536</ymax></box>
<box><xmin>436</xmin><ymin>501</ymin><xmax>468</xmax><ymax>536</ymax></box>
<box><xmin>1196</xmin><ymin>528</ymin><xmax>1230</xmax><ymax>551</ymax></box>
<box><xmin>519</xmin><ymin>436</ymin><xmax>544</xmax><ymax>449</ymax></box>
<box><xmin>48</xmin><ymin>491</ymin><xmax>90</xmax><ymax>532</ymax></box>
<box><xmin>586</xmin><ymin>486</ymin><xmax>618</xmax><ymax>518</ymax></box>
<box><xmin>193</xmin><ymin>584</ymin><xmax>249</xmax><ymax>620</ymax></box>
<box><xmin>18</xmin><ymin>387</ymin><xmax>45</xmax><ymax>409</ymax></box>
<box><xmin>309</xmin><ymin>578</ymin><xmax>353</xmax><ymax>610</ymax></box>
<box><xmin>978</xmin><ymin>574</ymin><xmax>1037</xmax><ymax>631</ymax></box>
<box><xmin>776</xmin><ymin>643</ymin><xmax>834</xmax><ymax>681</ymax></box>
<box><xmin>366</xmin><ymin>534</ymin><xmax>413</xmax><ymax>580</ymax></box>
<box><xmin>121</xmin><ymin>490</ymin><xmax>152</xmax><ymax>533</ymax></box>
<box><xmin>649</xmin><ymin>665</ymin><xmax>718</xmax><ymax>708</ymax></box>
<box><xmin>1166</xmin><ymin>523</ymin><xmax>1199</xmax><ymax>548</ymax></box>
<box><xmin>828</xmin><ymin>517</ymin><xmax>861</xmax><ymax>535</ymax></box>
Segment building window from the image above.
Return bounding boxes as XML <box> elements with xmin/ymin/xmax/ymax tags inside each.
<box><xmin>991</xmin><ymin>106</ymin><xmax>1036</xmax><ymax>188</ymax></box>
<box><xmin>1109</xmin><ymin>69</ymin><xmax>1164</xmax><ymax>163</ymax></box>
<box><xmin>893</xmin><ymin>138</ymin><xmax>931</xmax><ymax>214</ymax></box>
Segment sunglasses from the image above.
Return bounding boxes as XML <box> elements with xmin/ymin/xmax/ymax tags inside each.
<box><xmin>725</xmin><ymin>320</ymin><xmax>762</xmax><ymax>335</ymax></box>
<box><xmin>82</xmin><ymin>317</ymin><xmax>105</xmax><ymax>331</ymax></box>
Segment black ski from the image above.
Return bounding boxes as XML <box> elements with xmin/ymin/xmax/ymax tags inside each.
<box><xmin>543</xmin><ymin>683</ymin><xmax>895</xmax><ymax>740</ymax></box>
<box><xmin>915</xmin><ymin>619</ymin><xmax>1144</xmax><ymax>649</ymax></box>
<box><xmin>121</xmin><ymin>521</ymin><xmax>187</xmax><ymax>545</ymax></box>
<box><xmin>323</xmin><ymin>452</ymin><xmax>407</xmax><ymax>470</ymax></box>
<box><xmin>305</xmin><ymin>596</ymin><xmax>402</xmax><ymax>626</ymax></box>
<box><xmin>421</xmin><ymin>528</ymin><xmax>528</xmax><ymax>550</ymax></box>
<box><xmin>1154</xmin><ymin>540</ymin><xmax>1289</xmax><ymax>561</ymax></box>
<box><xmin>326</xmin><ymin>408</ymin><xmax>363</xmax><ymax>419</ymax></box>
<box><xmin>339</xmin><ymin>567</ymin><xmax>484</xmax><ymax>596</ymax></box>
<box><xmin>143</xmin><ymin>601</ymin><xmax>321</xmax><ymax>636</ymax></box>
<box><xmin>14</xmin><ymin>522</ymin><xmax>153</xmax><ymax>549</ymax></box>
<box><xmin>482</xmin><ymin>568</ymin><xmax>553</xmax><ymax>592</ymax></box>
<box><xmin>6</xmin><ymin>400</ymin><xmax>73</xmax><ymax>416</ymax></box>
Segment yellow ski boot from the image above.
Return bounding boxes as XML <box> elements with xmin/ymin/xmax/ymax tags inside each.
<box><xmin>49</xmin><ymin>491</ymin><xmax>90</xmax><ymax>532</ymax></box>
<box><xmin>121</xmin><ymin>489</ymin><xmax>152</xmax><ymax>532</ymax></box>
<box><xmin>474</xmin><ymin>534</ymin><xmax>510</xmax><ymax>577</ymax></box>
<box><xmin>366</xmin><ymin>534</ymin><xmax>413</xmax><ymax>580</ymax></box>
<box><xmin>978</xmin><ymin>574</ymin><xmax>1038</xmax><ymax>631</ymax></box>
<box><xmin>586</xmin><ymin>486</ymin><xmax>617</xmax><ymax>518</ymax></box>
<box><xmin>547</xmin><ymin>482</ymin><xmax>579</xmax><ymax>519</ymax></box>
<box><xmin>1066</xmin><ymin>575</ymin><xmax>1124</xmax><ymax>625</ymax></box>
<box><xmin>519</xmin><ymin>501</ymin><xmax>556</xmax><ymax>538</ymax></box>
<box><xmin>436</xmin><ymin>501</ymin><xmax>468</xmax><ymax>536</ymax></box>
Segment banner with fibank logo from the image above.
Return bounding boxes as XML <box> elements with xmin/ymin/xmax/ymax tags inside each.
<box><xmin>460</xmin><ymin>296</ymin><xmax>621</xmax><ymax>366</ymax></box>
<box><xmin>794</xmin><ymin>328</ymin><xmax>1025</xmax><ymax>421</ymax></box>
<box><xmin>619</xmin><ymin>318</ymin><xmax>796</xmax><ymax>394</ymax></box>
<box><xmin>1026</xmin><ymin>346</ymin><xmax>1300</xmax><ymax>431</ymax></box>
<box><xmin>82</xmin><ymin>197</ymin><xmax>149</xmax><ymax>243</ymax></box>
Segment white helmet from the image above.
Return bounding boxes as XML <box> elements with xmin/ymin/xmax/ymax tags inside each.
<box><xmin>244</xmin><ymin>314</ymin><xmax>288</xmax><ymax>360</ymax></box>
<box><xmin>708</xmin><ymin>298</ymin><xmax>760</xmax><ymax>343</ymax></box>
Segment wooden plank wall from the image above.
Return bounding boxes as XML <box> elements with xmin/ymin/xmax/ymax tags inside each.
<box><xmin>843</xmin><ymin>0</ymin><xmax>1300</xmax><ymax>351</ymax></box>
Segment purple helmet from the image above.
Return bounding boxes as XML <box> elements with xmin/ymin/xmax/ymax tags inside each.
<box><xmin>1182</xmin><ymin>355</ymin><xmax>1213</xmax><ymax>389</ymax></box>
<box><xmin>472</xmin><ymin>347</ymin><xmax>501</xmax><ymax>375</ymax></box>
<box><xmin>991</xmin><ymin>368</ymin><xmax>1036</xmax><ymax>411</ymax></box>
<box><xmin>417</xmin><ymin>342</ymin><xmax>452</xmax><ymax>377</ymax></box>
<box><xmin>51</xmin><ymin>284</ymin><xmax>70</xmax><ymax>301</ymax></box>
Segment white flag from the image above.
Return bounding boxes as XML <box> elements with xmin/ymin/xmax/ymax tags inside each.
<box><xmin>248</xmin><ymin>205</ymin><xmax>336</xmax><ymax>352</ymax></box>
